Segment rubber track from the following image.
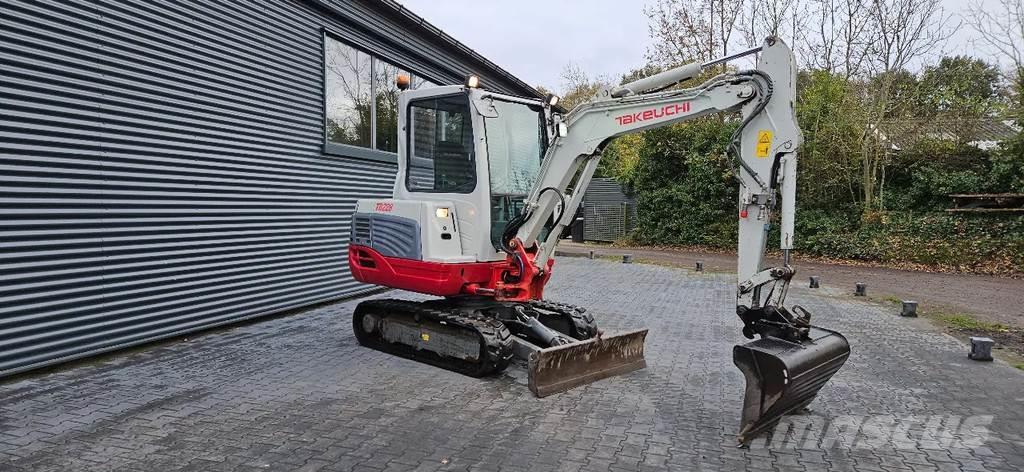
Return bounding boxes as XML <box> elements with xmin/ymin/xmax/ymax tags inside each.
<box><xmin>353</xmin><ymin>299</ymin><xmax>513</xmax><ymax>377</ymax></box>
<box><xmin>528</xmin><ymin>299</ymin><xmax>598</xmax><ymax>340</ymax></box>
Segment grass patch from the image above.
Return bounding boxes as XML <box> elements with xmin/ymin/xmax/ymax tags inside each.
<box><xmin>933</xmin><ymin>312</ymin><xmax>1010</xmax><ymax>332</ymax></box>
<box><xmin>921</xmin><ymin>310</ymin><xmax>1024</xmax><ymax>363</ymax></box>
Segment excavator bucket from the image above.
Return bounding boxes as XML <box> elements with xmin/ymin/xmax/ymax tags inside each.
<box><xmin>733</xmin><ymin>326</ymin><xmax>850</xmax><ymax>443</ymax></box>
<box><xmin>528</xmin><ymin>329</ymin><xmax>648</xmax><ymax>397</ymax></box>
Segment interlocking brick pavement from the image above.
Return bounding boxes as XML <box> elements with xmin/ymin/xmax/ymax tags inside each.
<box><xmin>1</xmin><ymin>258</ymin><xmax>1023</xmax><ymax>471</ymax></box>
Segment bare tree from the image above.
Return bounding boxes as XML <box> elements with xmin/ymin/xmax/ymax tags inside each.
<box><xmin>966</xmin><ymin>0</ymin><xmax>1024</xmax><ymax>119</ymax></box>
<box><xmin>858</xmin><ymin>0</ymin><xmax>956</xmax><ymax>210</ymax></box>
<box><xmin>739</xmin><ymin>0</ymin><xmax>806</xmax><ymax>51</ymax></box>
<box><xmin>640</xmin><ymin>0</ymin><xmax>958</xmax><ymax>213</ymax></box>
<box><xmin>867</xmin><ymin>0</ymin><xmax>956</xmax><ymax>75</ymax></box>
<box><xmin>966</xmin><ymin>0</ymin><xmax>1024</xmax><ymax>70</ymax></box>
<box><xmin>645</xmin><ymin>0</ymin><xmax>745</xmax><ymax>67</ymax></box>
<box><xmin>799</xmin><ymin>0</ymin><xmax>875</xmax><ymax>78</ymax></box>
<box><xmin>558</xmin><ymin>63</ymin><xmax>612</xmax><ymax>111</ymax></box>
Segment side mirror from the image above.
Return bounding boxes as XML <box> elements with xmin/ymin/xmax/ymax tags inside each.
<box><xmin>557</xmin><ymin>122</ymin><xmax>568</xmax><ymax>138</ymax></box>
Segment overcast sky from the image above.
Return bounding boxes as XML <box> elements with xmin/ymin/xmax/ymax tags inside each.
<box><xmin>397</xmin><ymin>0</ymin><xmax>1009</xmax><ymax>93</ymax></box>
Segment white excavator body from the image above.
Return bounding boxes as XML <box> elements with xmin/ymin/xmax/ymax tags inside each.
<box><xmin>347</xmin><ymin>38</ymin><xmax>849</xmax><ymax>443</ymax></box>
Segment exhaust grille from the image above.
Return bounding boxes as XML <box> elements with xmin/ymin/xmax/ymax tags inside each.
<box><xmin>349</xmin><ymin>212</ymin><xmax>421</xmax><ymax>260</ymax></box>
<box><xmin>352</xmin><ymin>215</ymin><xmax>372</xmax><ymax>246</ymax></box>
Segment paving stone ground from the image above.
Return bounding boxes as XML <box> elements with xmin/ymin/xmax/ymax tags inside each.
<box><xmin>1</xmin><ymin>258</ymin><xmax>1023</xmax><ymax>471</ymax></box>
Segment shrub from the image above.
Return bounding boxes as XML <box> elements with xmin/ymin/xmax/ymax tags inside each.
<box><xmin>627</xmin><ymin>119</ymin><xmax>738</xmax><ymax>247</ymax></box>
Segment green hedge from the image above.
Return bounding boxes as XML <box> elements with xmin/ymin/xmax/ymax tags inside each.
<box><xmin>621</xmin><ymin>137</ymin><xmax>1024</xmax><ymax>275</ymax></box>
<box><xmin>627</xmin><ymin>120</ymin><xmax>739</xmax><ymax>247</ymax></box>
<box><xmin>631</xmin><ymin>206</ymin><xmax>1024</xmax><ymax>275</ymax></box>
<box><xmin>614</xmin><ymin>111</ymin><xmax>1024</xmax><ymax>275</ymax></box>
<box><xmin>792</xmin><ymin>210</ymin><xmax>1024</xmax><ymax>274</ymax></box>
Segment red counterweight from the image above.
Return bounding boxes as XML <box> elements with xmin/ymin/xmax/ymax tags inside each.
<box><xmin>349</xmin><ymin>239</ymin><xmax>553</xmax><ymax>302</ymax></box>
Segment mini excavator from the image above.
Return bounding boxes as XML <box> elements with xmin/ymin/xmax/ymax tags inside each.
<box><xmin>347</xmin><ymin>37</ymin><xmax>850</xmax><ymax>442</ymax></box>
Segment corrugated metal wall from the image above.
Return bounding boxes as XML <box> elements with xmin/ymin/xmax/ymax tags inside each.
<box><xmin>0</xmin><ymin>0</ymin><xmax>537</xmax><ymax>377</ymax></box>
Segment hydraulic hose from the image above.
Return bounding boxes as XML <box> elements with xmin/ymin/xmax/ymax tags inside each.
<box><xmin>728</xmin><ymin>70</ymin><xmax>774</xmax><ymax>191</ymax></box>
<box><xmin>500</xmin><ymin>209</ymin><xmax>531</xmax><ymax>255</ymax></box>
<box><xmin>499</xmin><ymin>187</ymin><xmax>566</xmax><ymax>256</ymax></box>
<box><xmin>538</xmin><ymin>187</ymin><xmax>567</xmax><ymax>235</ymax></box>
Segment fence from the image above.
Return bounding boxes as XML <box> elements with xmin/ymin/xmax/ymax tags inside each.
<box><xmin>582</xmin><ymin>202</ymin><xmax>636</xmax><ymax>242</ymax></box>
<box><xmin>580</xmin><ymin>178</ymin><xmax>636</xmax><ymax>242</ymax></box>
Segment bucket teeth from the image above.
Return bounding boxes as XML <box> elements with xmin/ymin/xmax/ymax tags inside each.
<box><xmin>528</xmin><ymin>329</ymin><xmax>648</xmax><ymax>397</ymax></box>
<box><xmin>733</xmin><ymin>326</ymin><xmax>850</xmax><ymax>443</ymax></box>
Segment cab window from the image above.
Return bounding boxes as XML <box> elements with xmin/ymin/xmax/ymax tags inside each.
<box><xmin>406</xmin><ymin>94</ymin><xmax>476</xmax><ymax>193</ymax></box>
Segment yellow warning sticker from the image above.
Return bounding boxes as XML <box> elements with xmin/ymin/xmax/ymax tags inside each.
<box><xmin>755</xmin><ymin>130</ymin><xmax>772</xmax><ymax>158</ymax></box>
<box><xmin>420</xmin><ymin>333</ymin><xmax>430</xmax><ymax>342</ymax></box>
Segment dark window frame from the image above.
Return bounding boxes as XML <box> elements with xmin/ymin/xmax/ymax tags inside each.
<box><xmin>320</xmin><ymin>29</ymin><xmax>446</xmax><ymax>164</ymax></box>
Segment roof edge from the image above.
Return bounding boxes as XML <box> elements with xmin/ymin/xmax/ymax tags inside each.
<box><xmin>373</xmin><ymin>0</ymin><xmax>542</xmax><ymax>99</ymax></box>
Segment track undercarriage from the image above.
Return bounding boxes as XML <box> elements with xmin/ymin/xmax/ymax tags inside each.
<box><xmin>353</xmin><ymin>298</ymin><xmax>647</xmax><ymax>396</ymax></box>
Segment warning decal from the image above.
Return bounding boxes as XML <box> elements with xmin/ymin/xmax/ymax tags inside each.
<box><xmin>755</xmin><ymin>130</ymin><xmax>772</xmax><ymax>158</ymax></box>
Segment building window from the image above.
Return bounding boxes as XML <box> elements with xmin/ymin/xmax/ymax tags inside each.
<box><xmin>413</xmin><ymin>76</ymin><xmax>437</xmax><ymax>90</ymax></box>
<box><xmin>374</xmin><ymin>59</ymin><xmax>406</xmax><ymax>153</ymax></box>
<box><xmin>325</xmin><ymin>38</ymin><xmax>372</xmax><ymax>148</ymax></box>
<box><xmin>324</xmin><ymin>33</ymin><xmax>444</xmax><ymax>158</ymax></box>
<box><xmin>406</xmin><ymin>94</ymin><xmax>476</xmax><ymax>193</ymax></box>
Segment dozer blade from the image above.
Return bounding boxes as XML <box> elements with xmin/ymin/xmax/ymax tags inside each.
<box><xmin>733</xmin><ymin>326</ymin><xmax>850</xmax><ymax>443</ymax></box>
<box><xmin>528</xmin><ymin>329</ymin><xmax>648</xmax><ymax>397</ymax></box>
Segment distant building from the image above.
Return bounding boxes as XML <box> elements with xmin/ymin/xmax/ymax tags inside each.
<box><xmin>870</xmin><ymin>118</ymin><xmax>1020</xmax><ymax>152</ymax></box>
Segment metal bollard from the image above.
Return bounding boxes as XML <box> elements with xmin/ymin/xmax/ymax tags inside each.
<box><xmin>809</xmin><ymin>276</ymin><xmax>820</xmax><ymax>288</ymax></box>
<box><xmin>695</xmin><ymin>261</ymin><xmax>704</xmax><ymax>272</ymax></box>
<box><xmin>588</xmin><ymin>250</ymin><xmax>595</xmax><ymax>259</ymax></box>
<box><xmin>900</xmin><ymin>300</ymin><xmax>918</xmax><ymax>317</ymax></box>
<box><xmin>854</xmin><ymin>283</ymin><xmax>866</xmax><ymax>296</ymax></box>
<box><xmin>969</xmin><ymin>337</ymin><xmax>994</xmax><ymax>361</ymax></box>
<box><xmin>622</xmin><ymin>254</ymin><xmax>632</xmax><ymax>264</ymax></box>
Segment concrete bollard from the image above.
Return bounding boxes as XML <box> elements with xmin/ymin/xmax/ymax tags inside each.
<box><xmin>588</xmin><ymin>250</ymin><xmax>595</xmax><ymax>259</ymax></box>
<box><xmin>622</xmin><ymin>254</ymin><xmax>632</xmax><ymax>264</ymax></box>
<box><xmin>695</xmin><ymin>261</ymin><xmax>704</xmax><ymax>272</ymax></box>
<box><xmin>854</xmin><ymin>283</ymin><xmax>866</xmax><ymax>296</ymax></box>
<box><xmin>969</xmin><ymin>337</ymin><xmax>994</xmax><ymax>361</ymax></box>
<box><xmin>900</xmin><ymin>300</ymin><xmax>918</xmax><ymax>317</ymax></box>
<box><xmin>809</xmin><ymin>276</ymin><xmax>820</xmax><ymax>288</ymax></box>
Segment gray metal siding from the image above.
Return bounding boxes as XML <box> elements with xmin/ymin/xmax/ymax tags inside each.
<box><xmin>0</xmin><ymin>0</ymin><xmax>534</xmax><ymax>377</ymax></box>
